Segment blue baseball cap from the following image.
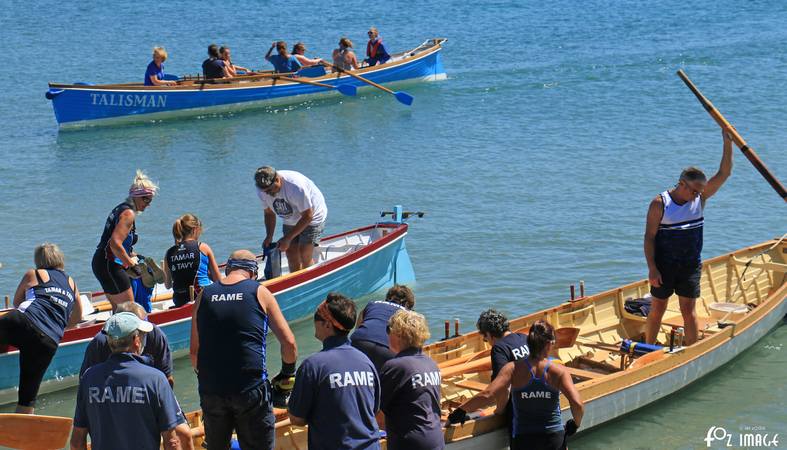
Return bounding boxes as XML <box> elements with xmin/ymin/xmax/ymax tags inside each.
<box><xmin>103</xmin><ymin>312</ymin><xmax>154</xmax><ymax>339</ymax></box>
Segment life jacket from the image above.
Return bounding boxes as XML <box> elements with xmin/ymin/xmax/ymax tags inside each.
<box><xmin>367</xmin><ymin>39</ymin><xmax>382</xmax><ymax>58</ymax></box>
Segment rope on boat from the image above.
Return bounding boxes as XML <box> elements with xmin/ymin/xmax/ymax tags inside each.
<box><xmin>728</xmin><ymin>233</ymin><xmax>787</xmax><ymax>302</ymax></box>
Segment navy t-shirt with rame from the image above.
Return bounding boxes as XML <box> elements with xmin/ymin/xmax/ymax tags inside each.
<box><xmin>491</xmin><ymin>332</ymin><xmax>529</xmax><ymax>379</ymax></box>
<box><xmin>79</xmin><ymin>324</ymin><xmax>172</xmax><ymax>378</ymax></box>
<box><xmin>288</xmin><ymin>335</ymin><xmax>381</xmax><ymax>450</ymax></box>
<box><xmin>74</xmin><ymin>353</ymin><xmax>185</xmax><ymax>450</ymax></box>
<box><xmin>351</xmin><ymin>300</ymin><xmax>407</xmax><ymax>347</ymax></box>
<box><xmin>380</xmin><ymin>349</ymin><xmax>444</xmax><ymax>450</ymax></box>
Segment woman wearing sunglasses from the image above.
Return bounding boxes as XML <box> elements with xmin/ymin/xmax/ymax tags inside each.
<box><xmin>91</xmin><ymin>170</ymin><xmax>158</xmax><ymax>311</ymax></box>
<box><xmin>364</xmin><ymin>27</ymin><xmax>390</xmax><ymax>67</ymax></box>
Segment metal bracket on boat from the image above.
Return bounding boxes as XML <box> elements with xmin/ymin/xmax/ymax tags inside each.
<box><xmin>379</xmin><ymin>205</ymin><xmax>425</xmax><ymax>223</ymax></box>
<box><xmin>45</xmin><ymin>88</ymin><xmax>64</xmax><ymax>100</ymax></box>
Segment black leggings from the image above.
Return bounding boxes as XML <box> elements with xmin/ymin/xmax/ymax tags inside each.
<box><xmin>0</xmin><ymin>310</ymin><xmax>58</xmax><ymax>407</ymax></box>
<box><xmin>513</xmin><ymin>431</ymin><xmax>566</xmax><ymax>450</ymax></box>
<box><xmin>92</xmin><ymin>250</ymin><xmax>131</xmax><ymax>295</ymax></box>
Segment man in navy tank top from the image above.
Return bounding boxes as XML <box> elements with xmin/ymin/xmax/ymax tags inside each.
<box><xmin>71</xmin><ymin>312</ymin><xmax>192</xmax><ymax>450</ymax></box>
<box><xmin>288</xmin><ymin>293</ymin><xmax>381</xmax><ymax>450</ymax></box>
<box><xmin>190</xmin><ymin>250</ymin><xmax>298</xmax><ymax>450</ymax></box>
<box><xmin>645</xmin><ymin>130</ymin><xmax>733</xmax><ymax>345</ymax></box>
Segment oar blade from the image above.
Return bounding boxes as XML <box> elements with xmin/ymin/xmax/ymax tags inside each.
<box><xmin>394</xmin><ymin>91</ymin><xmax>414</xmax><ymax>106</ymax></box>
<box><xmin>337</xmin><ymin>84</ymin><xmax>357</xmax><ymax>96</ymax></box>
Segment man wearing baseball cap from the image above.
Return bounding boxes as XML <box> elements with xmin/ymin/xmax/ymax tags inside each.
<box><xmin>254</xmin><ymin>166</ymin><xmax>327</xmax><ymax>273</ymax></box>
<box><xmin>70</xmin><ymin>312</ymin><xmax>193</xmax><ymax>450</ymax></box>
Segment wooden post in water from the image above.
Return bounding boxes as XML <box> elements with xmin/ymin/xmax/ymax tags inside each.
<box><xmin>3</xmin><ymin>296</ymin><xmax>8</xmax><ymax>309</ymax></box>
<box><xmin>454</xmin><ymin>319</ymin><xmax>460</xmax><ymax>337</ymax></box>
<box><xmin>570</xmin><ymin>285</ymin><xmax>576</xmax><ymax>302</ymax></box>
<box><xmin>580</xmin><ymin>280</ymin><xmax>585</xmax><ymax>298</ymax></box>
<box><xmin>444</xmin><ymin>320</ymin><xmax>450</xmax><ymax>340</ymax></box>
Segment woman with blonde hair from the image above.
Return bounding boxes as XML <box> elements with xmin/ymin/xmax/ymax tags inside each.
<box><xmin>379</xmin><ymin>309</ymin><xmax>444</xmax><ymax>450</ymax></box>
<box><xmin>164</xmin><ymin>214</ymin><xmax>222</xmax><ymax>307</ymax></box>
<box><xmin>332</xmin><ymin>37</ymin><xmax>359</xmax><ymax>71</ymax></box>
<box><xmin>0</xmin><ymin>243</ymin><xmax>82</xmax><ymax>413</ymax></box>
<box><xmin>448</xmin><ymin>320</ymin><xmax>584</xmax><ymax>450</ymax></box>
<box><xmin>92</xmin><ymin>170</ymin><xmax>158</xmax><ymax>310</ymax></box>
<box><xmin>144</xmin><ymin>47</ymin><xmax>177</xmax><ymax>86</ymax></box>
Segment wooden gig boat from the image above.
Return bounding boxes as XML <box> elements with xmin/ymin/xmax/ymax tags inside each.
<box><xmin>0</xmin><ymin>207</ymin><xmax>418</xmax><ymax>405</ymax></box>
<box><xmin>178</xmin><ymin>238</ymin><xmax>784</xmax><ymax>449</ymax></box>
<box><xmin>45</xmin><ymin>39</ymin><xmax>447</xmax><ymax>128</ymax></box>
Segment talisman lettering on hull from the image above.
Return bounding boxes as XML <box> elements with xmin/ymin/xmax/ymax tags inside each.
<box><xmin>89</xmin><ymin>93</ymin><xmax>167</xmax><ymax>108</ymax></box>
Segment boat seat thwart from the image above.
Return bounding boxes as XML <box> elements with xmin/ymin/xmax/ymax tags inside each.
<box><xmin>0</xmin><ymin>414</ymin><xmax>72</xmax><ymax>450</ymax></box>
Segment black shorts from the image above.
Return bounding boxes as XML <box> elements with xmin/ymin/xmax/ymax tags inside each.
<box><xmin>650</xmin><ymin>260</ymin><xmax>702</xmax><ymax>299</ymax></box>
<box><xmin>200</xmin><ymin>383</ymin><xmax>275</xmax><ymax>450</ymax></box>
<box><xmin>351</xmin><ymin>339</ymin><xmax>395</xmax><ymax>373</ymax></box>
<box><xmin>92</xmin><ymin>250</ymin><xmax>131</xmax><ymax>295</ymax></box>
<box><xmin>0</xmin><ymin>310</ymin><xmax>58</xmax><ymax>407</ymax></box>
<box><xmin>513</xmin><ymin>431</ymin><xmax>566</xmax><ymax>450</ymax></box>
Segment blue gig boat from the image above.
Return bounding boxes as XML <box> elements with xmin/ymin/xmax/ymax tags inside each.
<box><xmin>46</xmin><ymin>39</ymin><xmax>447</xmax><ymax>128</ymax></box>
<box><xmin>0</xmin><ymin>207</ymin><xmax>418</xmax><ymax>404</ymax></box>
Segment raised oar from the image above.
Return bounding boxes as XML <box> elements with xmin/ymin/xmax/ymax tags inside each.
<box><xmin>676</xmin><ymin>69</ymin><xmax>787</xmax><ymax>202</ymax></box>
<box><xmin>0</xmin><ymin>413</ymin><xmax>73</xmax><ymax>450</ymax></box>
<box><xmin>271</xmin><ymin>75</ymin><xmax>357</xmax><ymax>97</ymax></box>
<box><xmin>321</xmin><ymin>61</ymin><xmax>414</xmax><ymax>106</ymax></box>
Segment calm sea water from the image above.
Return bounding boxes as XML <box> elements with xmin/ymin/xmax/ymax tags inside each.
<box><xmin>0</xmin><ymin>0</ymin><xmax>785</xmax><ymax>448</ymax></box>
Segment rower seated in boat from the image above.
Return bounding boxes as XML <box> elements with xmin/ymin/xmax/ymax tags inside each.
<box><xmin>332</xmin><ymin>37</ymin><xmax>359</xmax><ymax>71</ymax></box>
<box><xmin>144</xmin><ymin>47</ymin><xmax>177</xmax><ymax>86</ymax></box>
<box><xmin>448</xmin><ymin>320</ymin><xmax>584</xmax><ymax>450</ymax></box>
<box><xmin>380</xmin><ymin>310</ymin><xmax>444</xmax><ymax>450</ymax></box>
<box><xmin>288</xmin><ymin>294</ymin><xmax>381</xmax><ymax>450</ymax></box>
<box><xmin>79</xmin><ymin>301</ymin><xmax>173</xmax><ymax>386</ymax></box>
<box><xmin>364</xmin><ymin>27</ymin><xmax>391</xmax><ymax>66</ymax></box>
<box><xmin>220</xmin><ymin>46</ymin><xmax>251</xmax><ymax>77</ymax></box>
<box><xmin>351</xmin><ymin>284</ymin><xmax>415</xmax><ymax>372</ymax></box>
<box><xmin>291</xmin><ymin>42</ymin><xmax>323</xmax><ymax>68</ymax></box>
<box><xmin>202</xmin><ymin>44</ymin><xmax>229</xmax><ymax>80</ymax></box>
<box><xmin>265</xmin><ymin>41</ymin><xmax>301</xmax><ymax>73</ymax></box>
<box><xmin>644</xmin><ymin>130</ymin><xmax>733</xmax><ymax>346</ymax></box>
<box><xmin>0</xmin><ymin>243</ymin><xmax>82</xmax><ymax>414</ymax></box>
<box><xmin>70</xmin><ymin>313</ymin><xmax>193</xmax><ymax>450</ymax></box>
<box><xmin>190</xmin><ymin>250</ymin><xmax>298</xmax><ymax>449</ymax></box>
<box><xmin>164</xmin><ymin>214</ymin><xmax>222</xmax><ymax>307</ymax></box>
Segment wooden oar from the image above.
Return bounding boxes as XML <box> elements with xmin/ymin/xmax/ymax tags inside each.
<box><xmin>271</xmin><ymin>75</ymin><xmax>356</xmax><ymax>97</ymax></box>
<box><xmin>676</xmin><ymin>69</ymin><xmax>787</xmax><ymax>202</ymax></box>
<box><xmin>321</xmin><ymin>61</ymin><xmax>414</xmax><ymax>106</ymax></box>
<box><xmin>0</xmin><ymin>414</ymin><xmax>72</xmax><ymax>450</ymax></box>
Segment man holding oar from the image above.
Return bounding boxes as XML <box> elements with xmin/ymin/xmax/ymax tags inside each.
<box><xmin>644</xmin><ymin>130</ymin><xmax>733</xmax><ymax>346</ymax></box>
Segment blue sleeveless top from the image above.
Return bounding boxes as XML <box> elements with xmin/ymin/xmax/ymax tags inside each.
<box><xmin>96</xmin><ymin>201</ymin><xmax>136</xmax><ymax>265</ymax></box>
<box><xmin>197</xmin><ymin>279</ymin><xmax>268</xmax><ymax>395</ymax></box>
<box><xmin>19</xmin><ymin>269</ymin><xmax>76</xmax><ymax>344</ymax></box>
<box><xmin>655</xmin><ymin>190</ymin><xmax>704</xmax><ymax>265</ymax></box>
<box><xmin>512</xmin><ymin>359</ymin><xmax>563</xmax><ymax>435</ymax></box>
<box><xmin>351</xmin><ymin>300</ymin><xmax>407</xmax><ymax>347</ymax></box>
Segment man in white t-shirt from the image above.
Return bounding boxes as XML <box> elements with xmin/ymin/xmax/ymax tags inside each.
<box><xmin>255</xmin><ymin>166</ymin><xmax>328</xmax><ymax>272</ymax></box>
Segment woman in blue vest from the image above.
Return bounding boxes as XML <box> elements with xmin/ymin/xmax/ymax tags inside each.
<box><xmin>164</xmin><ymin>214</ymin><xmax>222</xmax><ymax>307</ymax></box>
<box><xmin>351</xmin><ymin>284</ymin><xmax>415</xmax><ymax>372</ymax></box>
<box><xmin>91</xmin><ymin>170</ymin><xmax>158</xmax><ymax>311</ymax></box>
<box><xmin>265</xmin><ymin>41</ymin><xmax>302</xmax><ymax>73</ymax></box>
<box><xmin>0</xmin><ymin>243</ymin><xmax>82</xmax><ymax>413</ymax></box>
<box><xmin>448</xmin><ymin>320</ymin><xmax>584</xmax><ymax>450</ymax></box>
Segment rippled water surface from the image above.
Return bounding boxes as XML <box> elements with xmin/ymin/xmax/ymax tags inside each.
<box><xmin>0</xmin><ymin>0</ymin><xmax>785</xmax><ymax>448</ymax></box>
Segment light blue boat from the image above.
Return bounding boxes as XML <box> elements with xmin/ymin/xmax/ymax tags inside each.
<box><xmin>46</xmin><ymin>39</ymin><xmax>447</xmax><ymax>128</ymax></box>
<box><xmin>0</xmin><ymin>207</ymin><xmax>418</xmax><ymax>404</ymax></box>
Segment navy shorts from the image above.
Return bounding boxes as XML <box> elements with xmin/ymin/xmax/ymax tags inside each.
<box><xmin>91</xmin><ymin>250</ymin><xmax>131</xmax><ymax>295</ymax></box>
<box><xmin>650</xmin><ymin>261</ymin><xmax>702</xmax><ymax>299</ymax></box>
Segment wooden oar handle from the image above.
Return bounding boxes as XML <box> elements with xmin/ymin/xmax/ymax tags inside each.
<box><xmin>677</xmin><ymin>70</ymin><xmax>787</xmax><ymax>201</ymax></box>
<box><xmin>321</xmin><ymin>61</ymin><xmax>395</xmax><ymax>94</ymax></box>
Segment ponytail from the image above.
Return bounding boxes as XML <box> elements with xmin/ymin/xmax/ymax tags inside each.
<box><xmin>172</xmin><ymin>214</ymin><xmax>202</xmax><ymax>242</ymax></box>
<box><xmin>527</xmin><ymin>320</ymin><xmax>556</xmax><ymax>359</ymax></box>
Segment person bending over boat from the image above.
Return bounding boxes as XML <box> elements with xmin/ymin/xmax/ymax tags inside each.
<box><xmin>0</xmin><ymin>243</ymin><xmax>82</xmax><ymax>414</ymax></box>
<box><xmin>351</xmin><ymin>284</ymin><xmax>415</xmax><ymax>372</ymax></box>
<box><xmin>71</xmin><ymin>313</ymin><xmax>193</xmax><ymax>450</ymax></box>
<box><xmin>145</xmin><ymin>47</ymin><xmax>178</xmax><ymax>86</ymax></box>
<box><xmin>332</xmin><ymin>37</ymin><xmax>359</xmax><ymax>71</ymax></box>
<box><xmin>288</xmin><ymin>293</ymin><xmax>381</xmax><ymax>450</ymax></box>
<box><xmin>190</xmin><ymin>250</ymin><xmax>298</xmax><ymax>450</ymax></box>
<box><xmin>202</xmin><ymin>44</ymin><xmax>229</xmax><ymax>79</ymax></box>
<box><xmin>364</xmin><ymin>27</ymin><xmax>390</xmax><ymax>66</ymax></box>
<box><xmin>164</xmin><ymin>214</ymin><xmax>222</xmax><ymax>307</ymax></box>
<box><xmin>79</xmin><ymin>301</ymin><xmax>173</xmax><ymax>386</ymax></box>
<box><xmin>644</xmin><ymin>130</ymin><xmax>733</xmax><ymax>346</ymax></box>
<box><xmin>477</xmin><ymin>309</ymin><xmax>529</xmax><ymax>379</ymax></box>
<box><xmin>220</xmin><ymin>46</ymin><xmax>251</xmax><ymax>77</ymax></box>
<box><xmin>265</xmin><ymin>41</ymin><xmax>301</xmax><ymax>73</ymax></box>
<box><xmin>380</xmin><ymin>310</ymin><xmax>444</xmax><ymax>450</ymax></box>
<box><xmin>91</xmin><ymin>170</ymin><xmax>158</xmax><ymax>311</ymax></box>
<box><xmin>291</xmin><ymin>42</ymin><xmax>323</xmax><ymax>68</ymax></box>
<box><xmin>255</xmin><ymin>166</ymin><xmax>328</xmax><ymax>272</ymax></box>
<box><xmin>448</xmin><ymin>320</ymin><xmax>584</xmax><ymax>450</ymax></box>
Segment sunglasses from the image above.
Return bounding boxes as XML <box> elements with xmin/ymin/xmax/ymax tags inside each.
<box><xmin>141</xmin><ymin>196</ymin><xmax>153</xmax><ymax>204</ymax></box>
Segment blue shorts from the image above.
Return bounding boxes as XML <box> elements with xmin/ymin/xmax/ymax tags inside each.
<box><xmin>282</xmin><ymin>222</ymin><xmax>325</xmax><ymax>246</ymax></box>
